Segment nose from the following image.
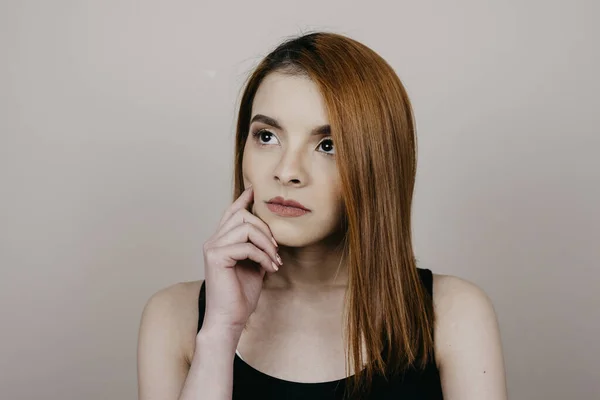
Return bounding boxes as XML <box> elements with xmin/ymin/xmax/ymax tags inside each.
<box><xmin>273</xmin><ymin>148</ymin><xmax>308</xmax><ymax>187</ymax></box>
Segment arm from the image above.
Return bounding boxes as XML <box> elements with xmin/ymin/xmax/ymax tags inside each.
<box><xmin>178</xmin><ymin>328</ymin><xmax>240</xmax><ymax>400</ymax></box>
<box><xmin>433</xmin><ymin>275</ymin><xmax>508</xmax><ymax>400</ymax></box>
<box><xmin>137</xmin><ymin>282</ymin><xmax>240</xmax><ymax>400</ymax></box>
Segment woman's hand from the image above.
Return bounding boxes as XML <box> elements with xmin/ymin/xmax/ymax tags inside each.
<box><xmin>200</xmin><ymin>185</ymin><xmax>281</xmax><ymax>338</ymax></box>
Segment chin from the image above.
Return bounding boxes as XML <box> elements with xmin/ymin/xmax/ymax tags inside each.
<box><xmin>270</xmin><ymin>223</ymin><xmax>340</xmax><ymax>248</ymax></box>
<box><xmin>264</xmin><ymin>222</ymin><xmax>300</xmax><ymax>245</ymax></box>
<box><xmin>272</xmin><ymin>234</ymin><xmax>313</xmax><ymax>248</ymax></box>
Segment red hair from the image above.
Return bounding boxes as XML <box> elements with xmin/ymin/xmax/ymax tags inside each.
<box><xmin>232</xmin><ymin>31</ymin><xmax>434</xmax><ymax>399</ymax></box>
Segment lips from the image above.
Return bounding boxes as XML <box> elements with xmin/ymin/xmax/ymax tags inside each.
<box><xmin>267</xmin><ymin>196</ymin><xmax>310</xmax><ymax>211</ymax></box>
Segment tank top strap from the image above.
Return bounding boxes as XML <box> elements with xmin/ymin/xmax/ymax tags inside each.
<box><xmin>416</xmin><ymin>267</ymin><xmax>434</xmax><ymax>296</ymax></box>
<box><xmin>197</xmin><ymin>280</ymin><xmax>206</xmax><ymax>334</ymax></box>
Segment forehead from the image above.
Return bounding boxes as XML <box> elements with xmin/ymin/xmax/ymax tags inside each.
<box><xmin>251</xmin><ymin>72</ymin><xmax>329</xmax><ymax>128</ymax></box>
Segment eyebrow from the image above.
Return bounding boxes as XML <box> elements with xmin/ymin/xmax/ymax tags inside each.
<box><xmin>250</xmin><ymin>114</ymin><xmax>331</xmax><ymax>136</ymax></box>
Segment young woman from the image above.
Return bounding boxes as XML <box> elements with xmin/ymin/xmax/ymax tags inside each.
<box><xmin>137</xmin><ymin>32</ymin><xmax>508</xmax><ymax>400</ymax></box>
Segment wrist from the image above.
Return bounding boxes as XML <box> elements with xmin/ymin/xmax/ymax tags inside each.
<box><xmin>196</xmin><ymin>325</ymin><xmax>242</xmax><ymax>354</ymax></box>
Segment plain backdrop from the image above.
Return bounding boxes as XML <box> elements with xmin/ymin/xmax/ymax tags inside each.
<box><xmin>1</xmin><ymin>1</ymin><xmax>598</xmax><ymax>399</ymax></box>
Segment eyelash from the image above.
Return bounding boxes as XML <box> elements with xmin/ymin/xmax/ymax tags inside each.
<box><xmin>250</xmin><ymin>129</ymin><xmax>335</xmax><ymax>156</ymax></box>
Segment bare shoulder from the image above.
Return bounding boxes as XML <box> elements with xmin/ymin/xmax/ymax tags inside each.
<box><xmin>430</xmin><ymin>273</ymin><xmax>508</xmax><ymax>399</ymax></box>
<box><xmin>138</xmin><ymin>280</ymin><xmax>203</xmax><ymax>365</ymax></box>
<box><xmin>137</xmin><ymin>280</ymin><xmax>203</xmax><ymax>398</ymax></box>
<box><xmin>431</xmin><ymin>273</ymin><xmax>499</xmax><ymax>358</ymax></box>
<box><xmin>431</xmin><ymin>273</ymin><xmax>495</xmax><ymax>315</ymax></box>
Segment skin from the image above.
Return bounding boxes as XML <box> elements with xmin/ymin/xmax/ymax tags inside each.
<box><xmin>242</xmin><ymin>72</ymin><xmax>348</xmax><ymax>290</ymax></box>
<box><xmin>137</xmin><ymin>72</ymin><xmax>508</xmax><ymax>399</ymax></box>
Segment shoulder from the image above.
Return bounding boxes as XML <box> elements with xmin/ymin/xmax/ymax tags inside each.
<box><xmin>138</xmin><ymin>280</ymin><xmax>203</xmax><ymax>365</ymax></box>
<box><xmin>431</xmin><ymin>273</ymin><xmax>499</xmax><ymax>358</ymax></box>
<box><xmin>431</xmin><ymin>273</ymin><xmax>495</xmax><ymax>318</ymax></box>
<box><xmin>140</xmin><ymin>280</ymin><xmax>203</xmax><ymax>330</ymax></box>
<box><xmin>430</xmin><ymin>273</ymin><xmax>508</xmax><ymax>398</ymax></box>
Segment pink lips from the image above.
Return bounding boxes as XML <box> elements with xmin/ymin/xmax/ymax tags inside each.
<box><xmin>267</xmin><ymin>196</ymin><xmax>309</xmax><ymax>210</ymax></box>
<box><xmin>266</xmin><ymin>196</ymin><xmax>310</xmax><ymax>217</ymax></box>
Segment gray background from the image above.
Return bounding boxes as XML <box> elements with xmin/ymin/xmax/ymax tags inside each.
<box><xmin>1</xmin><ymin>1</ymin><xmax>598</xmax><ymax>399</ymax></box>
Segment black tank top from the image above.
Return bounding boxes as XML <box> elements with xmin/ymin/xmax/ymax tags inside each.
<box><xmin>197</xmin><ymin>268</ymin><xmax>443</xmax><ymax>399</ymax></box>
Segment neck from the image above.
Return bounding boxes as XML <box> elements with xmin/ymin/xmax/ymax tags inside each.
<box><xmin>264</xmin><ymin>232</ymin><xmax>348</xmax><ymax>291</ymax></box>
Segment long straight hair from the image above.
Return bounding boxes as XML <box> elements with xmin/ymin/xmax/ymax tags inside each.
<box><xmin>231</xmin><ymin>31</ymin><xmax>434</xmax><ymax>399</ymax></box>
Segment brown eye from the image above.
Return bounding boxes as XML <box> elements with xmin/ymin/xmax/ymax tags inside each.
<box><xmin>252</xmin><ymin>129</ymin><xmax>279</xmax><ymax>145</ymax></box>
<box><xmin>259</xmin><ymin>131</ymin><xmax>272</xmax><ymax>143</ymax></box>
<box><xmin>318</xmin><ymin>138</ymin><xmax>335</xmax><ymax>155</ymax></box>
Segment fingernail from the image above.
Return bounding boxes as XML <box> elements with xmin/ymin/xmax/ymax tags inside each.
<box><xmin>276</xmin><ymin>253</ymin><xmax>282</xmax><ymax>265</ymax></box>
<box><xmin>271</xmin><ymin>237</ymin><xmax>278</xmax><ymax>247</ymax></box>
<box><xmin>272</xmin><ymin>261</ymin><xmax>279</xmax><ymax>271</ymax></box>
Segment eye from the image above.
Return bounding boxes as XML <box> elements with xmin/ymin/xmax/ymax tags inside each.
<box><xmin>318</xmin><ymin>138</ymin><xmax>335</xmax><ymax>156</ymax></box>
<box><xmin>251</xmin><ymin>128</ymin><xmax>335</xmax><ymax>156</ymax></box>
<box><xmin>251</xmin><ymin>129</ymin><xmax>280</xmax><ymax>145</ymax></box>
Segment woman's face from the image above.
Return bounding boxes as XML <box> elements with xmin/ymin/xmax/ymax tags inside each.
<box><xmin>242</xmin><ymin>72</ymin><xmax>344</xmax><ymax>247</ymax></box>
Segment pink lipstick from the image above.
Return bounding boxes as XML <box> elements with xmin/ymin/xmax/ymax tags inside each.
<box><xmin>266</xmin><ymin>196</ymin><xmax>310</xmax><ymax>217</ymax></box>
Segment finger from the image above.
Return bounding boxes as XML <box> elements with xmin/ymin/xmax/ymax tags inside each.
<box><xmin>209</xmin><ymin>242</ymin><xmax>279</xmax><ymax>273</ymax></box>
<box><xmin>213</xmin><ymin>222</ymin><xmax>281</xmax><ymax>268</ymax></box>
<box><xmin>216</xmin><ymin>208</ymin><xmax>277</xmax><ymax>248</ymax></box>
<box><xmin>219</xmin><ymin>186</ymin><xmax>253</xmax><ymax>226</ymax></box>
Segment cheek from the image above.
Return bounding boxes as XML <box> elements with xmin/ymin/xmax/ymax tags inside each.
<box><xmin>330</xmin><ymin>180</ymin><xmax>344</xmax><ymax>218</ymax></box>
<box><xmin>242</xmin><ymin>145</ymin><xmax>263</xmax><ymax>181</ymax></box>
<box><xmin>317</xmin><ymin>176</ymin><xmax>343</xmax><ymax>212</ymax></box>
<box><xmin>241</xmin><ymin>150</ymin><xmax>254</xmax><ymax>187</ymax></box>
